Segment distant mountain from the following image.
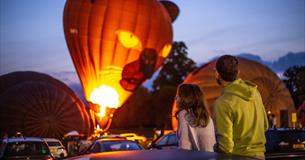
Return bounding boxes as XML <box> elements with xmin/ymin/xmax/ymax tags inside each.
<box><xmin>272</xmin><ymin>52</ymin><xmax>305</xmax><ymax>72</ymax></box>
<box><xmin>238</xmin><ymin>52</ymin><xmax>305</xmax><ymax>73</ymax></box>
<box><xmin>238</xmin><ymin>53</ymin><xmax>264</xmax><ymax>62</ymax></box>
<box><xmin>49</xmin><ymin>71</ymin><xmax>80</xmax><ymax>85</ymax></box>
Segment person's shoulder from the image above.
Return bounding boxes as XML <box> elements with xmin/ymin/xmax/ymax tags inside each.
<box><xmin>214</xmin><ymin>96</ymin><xmax>231</xmax><ymax>107</ymax></box>
<box><xmin>178</xmin><ymin>110</ymin><xmax>195</xmax><ymax>123</ymax></box>
<box><xmin>214</xmin><ymin>97</ymin><xmax>234</xmax><ymax>115</ymax></box>
<box><xmin>178</xmin><ymin>109</ymin><xmax>187</xmax><ymax>114</ymax></box>
<box><xmin>178</xmin><ymin>109</ymin><xmax>187</xmax><ymax>118</ymax></box>
<box><xmin>206</xmin><ymin>117</ymin><xmax>214</xmax><ymax>126</ymax></box>
<box><xmin>214</xmin><ymin>95</ymin><xmax>224</xmax><ymax>105</ymax></box>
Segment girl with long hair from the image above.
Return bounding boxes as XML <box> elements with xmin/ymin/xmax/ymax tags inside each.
<box><xmin>175</xmin><ymin>83</ymin><xmax>215</xmax><ymax>151</ymax></box>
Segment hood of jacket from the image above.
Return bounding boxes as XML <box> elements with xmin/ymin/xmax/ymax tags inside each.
<box><xmin>223</xmin><ymin>78</ymin><xmax>257</xmax><ymax>101</ymax></box>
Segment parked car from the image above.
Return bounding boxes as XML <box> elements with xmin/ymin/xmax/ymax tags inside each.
<box><xmin>150</xmin><ymin>132</ymin><xmax>178</xmax><ymax>150</ymax></box>
<box><xmin>66</xmin><ymin>149</ymin><xmax>256</xmax><ymax>160</ymax></box>
<box><xmin>83</xmin><ymin>138</ymin><xmax>144</xmax><ymax>154</ymax></box>
<box><xmin>76</xmin><ymin>135</ymin><xmax>126</xmax><ymax>155</ymax></box>
<box><xmin>265</xmin><ymin>128</ymin><xmax>305</xmax><ymax>159</ymax></box>
<box><xmin>43</xmin><ymin>138</ymin><xmax>67</xmax><ymax>158</ymax></box>
<box><xmin>120</xmin><ymin>133</ymin><xmax>147</xmax><ymax>143</ymax></box>
<box><xmin>0</xmin><ymin>137</ymin><xmax>54</xmax><ymax>160</ymax></box>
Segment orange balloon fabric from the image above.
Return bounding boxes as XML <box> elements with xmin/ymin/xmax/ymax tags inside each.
<box><xmin>63</xmin><ymin>0</ymin><xmax>178</xmax><ymax>122</ymax></box>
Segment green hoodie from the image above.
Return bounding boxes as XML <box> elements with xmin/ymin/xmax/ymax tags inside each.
<box><xmin>214</xmin><ymin>78</ymin><xmax>269</xmax><ymax>158</ymax></box>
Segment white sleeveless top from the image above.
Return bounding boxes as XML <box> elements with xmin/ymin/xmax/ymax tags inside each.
<box><xmin>177</xmin><ymin>110</ymin><xmax>216</xmax><ymax>152</ymax></box>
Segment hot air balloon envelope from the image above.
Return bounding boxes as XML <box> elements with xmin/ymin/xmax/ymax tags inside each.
<box><xmin>63</xmin><ymin>0</ymin><xmax>179</xmax><ymax>127</ymax></box>
<box><xmin>0</xmin><ymin>71</ymin><xmax>91</xmax><ymax>138</ymax></box>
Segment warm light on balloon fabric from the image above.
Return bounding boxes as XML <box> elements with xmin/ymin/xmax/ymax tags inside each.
<box><xmin>90</xmin><ymin>85</ymin><xmax>119</xmax><ymax>117</ymax></box>
<box><xmin>63</xmin><ymin>0</ymin><xmax>179</xmax><ymax>129</ymax></box>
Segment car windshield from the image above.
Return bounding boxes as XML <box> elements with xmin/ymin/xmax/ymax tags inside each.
<box><xmin>4</xmin><ymin>141</ymin><xmax>50</xmax><ymax>157</ymax></box>
<box><xmin>156</xmin><ymin>134</ymin><xmax>176</xmax><ymax>145</ymax></box>
<box><xmin>100</xmin><ymin>141</ymin><xmax>142</xmax><ymax>152</ymax></box>
<box><xmin>266</xmin><ymin>130</ymin><xmax>305</xmax><ymax>142</ymax></box>
<box><xmin>46</xmin><ymin>141</ymin><xmax>61</xmax><ymax>146</ymax></box>
<box><xmin>266</xmin><ymin>130</ymin><xmax>305</xmax><ymax>153</ymax></box>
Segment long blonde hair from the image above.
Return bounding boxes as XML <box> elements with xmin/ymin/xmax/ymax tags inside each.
<box><xmin>175</xmin><ymin>83</ymin><xmax>210</xmax><ymax>127</ymax></box>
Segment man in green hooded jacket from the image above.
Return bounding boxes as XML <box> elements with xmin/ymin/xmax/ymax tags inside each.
<box><xmin>214</xmin><ymin>55</ymin><xmax>269</xmax><ymax>159</ymax></box>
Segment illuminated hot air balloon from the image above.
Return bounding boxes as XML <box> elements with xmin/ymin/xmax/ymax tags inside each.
<box><xmin>0</xmin><ymin>71</ymin><xmax>91</xmax><ymax>139</ymax></box>
<box><xmin>63</xmin><ymin>0</ymin><xmax>179</xmax><ymax>129</ymax></box>
<box><xmin>172</xmin><ymin>57</ymin><xmax>295</xmax><ymax>129</ymax></box>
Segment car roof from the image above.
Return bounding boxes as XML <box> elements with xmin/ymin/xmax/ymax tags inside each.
<box><xmin>99</xmin><ymin>135</ymin><xmax>126</xmax><ymax>139</ymax></box>
<box><xmin>3</xmin><ymin>137</ymin><xmax>45</xmax><ymax>143</ymax></box>
<box><xmin>96</xmin><ymin>139</ymin><xmax>136</xmax><ymax>143</ymax></box>
<box><xmin>120</xmin><ymin>133</ymin><xmax>137</xmax><ymax>136</ymax></box>
<box><xmin>68</xmin><ymin>149</ymin><xmax>256</xmax><ymax>160</ymax></box>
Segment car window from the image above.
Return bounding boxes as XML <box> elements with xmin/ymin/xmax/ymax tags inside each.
<box><xmin>266</xmin><ymin>130</ymin><xmax>305</xmax><ymax>153</ymax></box>
<box><xmin>266</xmin><ymin>130</ymin><xmax>305</xmax><ymax>142</ymax></box>
<box><xmin>100</xmin><ymin>141</ymin><xmax>142</xmax><ymax>152</ymax></box>
<box><xmin>46</xmin><ymin>141</ymin><xmax>61</xmax><ymax>147</ymax></box>
<box><xmin>167</xmin><ymin>135</ymin><xmax>177</xmax><ymax>145</ymax></box>
<box><xmin>4</xmin><ymin>142</ymin><xmax>50</xmax><ymax>156</ymax></box>
<box><xmin>91</xmin><ymin>143</ymin><xmax>101</xmax><ymax>153</ymax></box>
<box><xmin>157</xmin><ymin>136</ymin><xmax>168</xmax><ymax>146</ymax></box>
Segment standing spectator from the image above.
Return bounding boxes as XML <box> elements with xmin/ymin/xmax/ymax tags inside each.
<box><xmin>175</xmin><ymin>83</ymin><xmax>216</xmax><ymax>152</ymax></box>
<box><xmin>213</xmin><ymin>55</ymin><xmax>269</xmax><ymax>159</ymax></box>
<box><xmin>271</xmin><ymin>114</ymin><xmax>277</xmax><ymax>129</ymax></box>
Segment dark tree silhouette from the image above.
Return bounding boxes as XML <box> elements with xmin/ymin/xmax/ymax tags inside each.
<box><xmin>152</xmin><ymin>41</ymin><xmax>197</xmax><ymax>92</ymax></box>
<box><xmin>283</xmin><ymin>65</ymin><xmax>305</xmax><ymax>109</ymax></box>
<box><xmin>111</xmin><ymin>86</ymin><xmax>153</xmax><ymax>128</ymax></box>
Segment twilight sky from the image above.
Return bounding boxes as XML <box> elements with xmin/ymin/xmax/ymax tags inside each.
<box><xmin>0</xmin><ymin>0</ymin><xmax>304</xmax><ymax>77</ymax></box>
